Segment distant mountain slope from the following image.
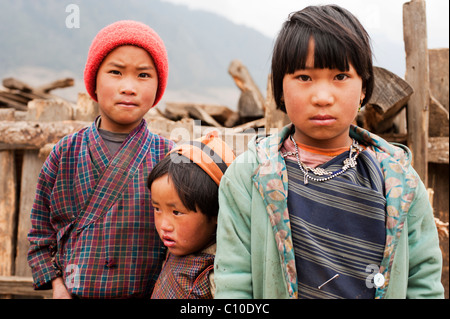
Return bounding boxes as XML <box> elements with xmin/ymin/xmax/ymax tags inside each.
<box><xmin>0</xmin><ymin>0</ymin><xmax>273</xmax><ymax>98</ymax></box>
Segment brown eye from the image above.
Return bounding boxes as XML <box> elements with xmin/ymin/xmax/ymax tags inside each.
<box><xmin>297</xmin><ymin>75</ymin><xmax>311</xmax><ymax>81</ymax></box>
<box><xmin>335</xmin><ymin>74</ymin><xmax>349</xmax><ymax>81</ymax></box>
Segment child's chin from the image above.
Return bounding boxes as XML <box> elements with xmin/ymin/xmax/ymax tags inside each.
<box><xmin>168</xmin><ymin>248</ymin><xmax>190</xmax><ymax>257</ymax></box>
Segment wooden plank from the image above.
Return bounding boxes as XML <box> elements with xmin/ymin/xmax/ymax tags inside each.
<box><xmin>164</xmin><ymin>102</ymin><xmax>239</xmax><ymax>127</ymax></box>
<box><xmin>429</xmin><ymin>48</ymin><xmax>449</xmax><ymax>112</ymax></box>
<box><xmin>427</xmin><ymin>163</ymin><xmax>449</xmax><ymax>299</ymax></box>
<box><xmin>15</xmin><ymin>150</ymin><xmax>45</xmax><ymax>277</ymax></box>
<box><xmin>0</xmin><ymin>109</ymin><xmax>15</xmax><ymax>121</ymax></box>
<box><xmin>0</xmin><ymin>120</ymin><xmax>90</xmax><ymax>150</ymax></box>
<box><xmin>429</xmin><ymin>95</ymin><xmax>449</xmax><ymax>137</ymax></box>
<box><xmin>36</xmin><ymin>78</ymin><xmax>74</xmax><ymax>94</ymax></box>
<box><xmin>403</xmin><ymin>0</ymin><xmax>430</xmax><ymax>185</ymax></box>
<box><xmin>0</xmin><ymin>90</ymin><xmax>30</xmax><ymax>105</ymax></box>
<box><xmin>428</xmin><ymin>137</ymin><xmax>449</xmax><ymax>164</ymax></box>
<box><xmin>0</xmin><ymin>151</ymin><xmax>16</xmax><ymax>277</ymax></box>
<box><xmin>74</xmin><ymin>92</ymin><xmax>99</xmax><ymax>122</ymax></box>
<box><xmin>362</xmin><ymin>67</ymin><xmax>413</xmax><ymax>134</ymax></box>
<box><xmin>0</xmin><ymin>94</ymin><xmax>28</xmax><ymax>111</ymax></box>
<box><xmin>0</xmin><ymin>276</ymin><xmax>52</xmax><ymax>298</ymax></box>
<box><xmin>185</xmin><ymin>104</ymin><xmax>223</xmax><ymax>128</ymax></box>
<box><xmin>2</xmin><ymin>78</ymin><xmax>34</xmax><ymax>93</ymax></box>
<box><xmin>369</xmin><ymin>67</ymin><xmax>413</xmax><ymax>118</ymax></box>
<box><xmin>24</xmin><ymin>99</ymin><xmax>73</xmax><ymax>122</ymax></box>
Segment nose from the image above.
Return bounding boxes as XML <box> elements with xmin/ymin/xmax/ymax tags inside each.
<box><xmin>120</xmin><ymin>77</ymin><xmax>137</xmax><ymax>95</ymax></box>
<box><xmin>311</xmin><ymin>84</ymin><xmax>334</xmax><ymax>106</ymax></box>
<box><xmin>159</xmin><ymin>215</ymin><xmax>174</xmax><ymax>232</ymax></box>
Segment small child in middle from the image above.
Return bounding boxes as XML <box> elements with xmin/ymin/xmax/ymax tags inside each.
<box><xmin>148</xmin><ymin>132</ymin><xmax>235</xmax><ymax>299</ymax></box>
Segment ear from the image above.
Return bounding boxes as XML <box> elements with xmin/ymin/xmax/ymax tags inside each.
<box><xmin>360</xmin><ymin>90</ymin><xmax>366</xmax><ymax>103</ymax></box>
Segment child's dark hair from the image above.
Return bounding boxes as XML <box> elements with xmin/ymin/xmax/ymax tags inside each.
<box><xmin>272</xmin><ymin>4</ymin><xmax>374</xmax><ymax>112</ymax></box>
<box><xmin>147</xmin><ymin>153</ymin><xmax>219</xmax><ymax>221</ymax></box>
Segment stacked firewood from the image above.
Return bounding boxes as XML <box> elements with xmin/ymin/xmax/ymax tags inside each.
<box><xmin>0</xmin><ymin>77</ymin><xmax>74</xmax><ymax>111</ymax></box>
<box><xmin>160</xmin><ymin>59</ymin><xmax>267</xmax><ymax>134</ymax></box>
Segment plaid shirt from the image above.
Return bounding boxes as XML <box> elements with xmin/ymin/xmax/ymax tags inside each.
<box><xmin>151</xmin><ymin>252</ymin><xmax>215</xmax><ymax>299</ymax></box>
<box><xmin>27</xmin><ymin>119</ymin><xmax>174</xmax><ymax>298</ymax></box>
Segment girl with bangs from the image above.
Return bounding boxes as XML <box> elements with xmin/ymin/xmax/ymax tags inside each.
<box><xmin>214</xmin><ymin>5</ymin><xmax>444</xmax><ymax>299</ymax></box>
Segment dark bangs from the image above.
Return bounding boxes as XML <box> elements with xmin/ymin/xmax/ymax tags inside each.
<box><xmin>284</xmin><ymin>28</ymin><xmax>352</xmax><ymax>75</ymax></box>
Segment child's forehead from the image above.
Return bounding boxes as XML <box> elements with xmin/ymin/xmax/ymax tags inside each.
<box><xmin>103</xmin><ymin>45</ymin><xmax>154</xmax><ymax>62</ymax></box>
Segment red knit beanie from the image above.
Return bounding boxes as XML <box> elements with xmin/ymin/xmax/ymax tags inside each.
<box><xmin>84</xmin><ymin>20</ymin><xmax>168</xmax><ymax>106</ymax></box>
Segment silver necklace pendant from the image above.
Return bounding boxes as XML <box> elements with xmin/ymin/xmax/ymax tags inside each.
<box><xmin>290</xmin><ymin>135</ymin><xmax>361</xmax><ymax>184</ymax></box>
<box><xmin>307</xmin><ymin>166</ymin><xmax>333</xmax><ymax>176</ymax></box>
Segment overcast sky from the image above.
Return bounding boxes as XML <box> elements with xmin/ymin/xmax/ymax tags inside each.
<box><xmin>161</xmin><ymin>0</ymin><xmax>449</xmax><ymax>49</ymax></box>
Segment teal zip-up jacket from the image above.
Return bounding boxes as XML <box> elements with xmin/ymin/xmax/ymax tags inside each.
<box><xmin>215</xmin><ymin>125</ymin><xmax>444</xmax><ymax>299</ymax></box>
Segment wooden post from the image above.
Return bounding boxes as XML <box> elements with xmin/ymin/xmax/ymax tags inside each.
<box><xmin>403</xmin><ymin>0</ymin><xmax>430</xmax><ymax>185</ymax></box>
<box><xmin>0</xmin><ymin>151</ymin><xmax>16</xmax><ymax>277</ymax></box>
<box><xmin>228</xmin><ymin>60</ymin><xmax>265</xmax><ymax>119</ymax></box>
<box><xmin>15</xmin><ymin>151</ymin><xmax>45</xmax><ymax>277</ymax></box>
<box><xmin>14</xmin><ymin>98</ymin><xmax>72</xmax><ymax>278</ymax></box>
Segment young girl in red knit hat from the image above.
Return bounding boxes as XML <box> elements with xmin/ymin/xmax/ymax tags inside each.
<box><xmin>28</xmin><ymin>20</ymin><xmax>175</xmax><ymax>299</ymax></box>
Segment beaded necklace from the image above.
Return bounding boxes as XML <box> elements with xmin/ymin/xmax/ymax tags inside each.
<box><xmin>289</xmin><ymin>135</ymin><xmax>364</xmax><ymax>185</ymax></box>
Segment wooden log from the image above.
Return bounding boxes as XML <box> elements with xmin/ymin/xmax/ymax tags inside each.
<box><xmin>368</xmin><ymin>66</ymin><xmax>414</xmax><ymax>117</ymax></box>
<box><xmin>0</xmin><ymin>109</ymin><xmax>15</xmax><ymax>121</ymax></box>
<box><xmin>0</xmin><ymin>93</ymin><xmax>28</xmax><ymax>111</ymax></box>
<box><xmin>0</xmin><ymin>276</ymin><xmax>52</xmax><ymax>298</ymax></box>
<box><xmin>164</xmin><ymin>102</ymin><xmax>239</xmax><ymax>127</ymax></box>
<box><xmin>163</xmin><ymin>103</ymin><xmax>189</xmax><ymax>121</ymax></box>
<box><xmin>25</xmin><ymin>99</ymin><xmax>73</xmax><ymax>122</ymax></box>
<box><xmin>38</xmin><ymin>144</ymin><xmax>56</xmax><ymax>161</ymax></box>
<box><xmin>10</xmin><ymin>90</ymin><xmax>52</xmax><ymax>101</ymax></box>
<box><xmin>146</xmin><ymin>117</ymin><xmax>195</xmax><ymax>143</ymax></box>
<box><xmin>185</xmin><ymin>104</ymin><xmax>222</xmax><ymax>128</ymax></box>
<box><xmin>2</xmin><ymin>78</ymin><xmax>34</xmax><ymax>93</ymax></box>
<box><xmin>0</xmin><ymin>120</ymin><xmax>90</xmax><ymax>150</ymax></box>
<box><xmin>2</xmin><ymin>77</ymin><xmax>72</xmax><ymax>103</ymax></box>
<box><xmin>362</xmin><ymin>66</ymin><xmax>413</xmax><ymax>133</ymax></box>
<box><xmin>0</xmin><ymin>151</ymin><xmax>16</xmax><ymax>277</ymax></box>
<box><xmin>403</xmin><ymin>0</ymin><xmax>430</xmax><ymax>184</ymax></box>
<box><xmin>228</xmin><ymin>59</ymin><xmax>265</xmax><ymax>118</ymax></box>
<box><xmin>36</xmin><ymin>78</ymin><xmax>74</xmax><ymax>93</ymax></box>
<box><xmin>429</xmin><ymin>48</ymin><xmax>449</xmax><ymax>112</ymax></box>
<box><xmin>74</xmin><ymin>92</ymin><xmax>99</xmax><ymax>122</ymax></box>
<box><xmin>0</xmin><ymin>90</ymin><xmax>30</xmax><ymax>105</ymax></box>
<box><xmin>427</xmin><ymin>162</ymin><xmax>450</xmax><ymax>299</ymax></box>
<box><xmin>429</xmin><ymin>95</ymin><xmax>449</xmax><ymax>137</ymax></box>
<box><xmin>428</xmin><ymin>137</ymin><xmax>449</xmax><ymax>164</ymax></box>
<box><xmin>0</xmin><ymin>117</ymin><xmax>194</xmax><ymax>151</ymax></box>
<box><xmin>15</xmin><ymin>151</ymin><xmax>45</xmax><ymax>277</ymax></box>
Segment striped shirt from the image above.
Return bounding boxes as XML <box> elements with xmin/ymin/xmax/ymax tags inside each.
<box><xmin>286</xmin><ymin>149</ymin><xmax>386</xmax><ymax>299</ymax></box>
<box><xmin>27</xmin><ymin>119</ymin><xmax>174</xmax><ymax>298</ymax></box>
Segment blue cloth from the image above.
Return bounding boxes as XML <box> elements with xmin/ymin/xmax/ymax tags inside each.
<box><xmin>286</xmin><ymin>150</ymin><xmax>386</xmax><ymax>299</ymax></box>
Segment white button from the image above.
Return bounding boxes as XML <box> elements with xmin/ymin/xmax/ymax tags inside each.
<box><xmin>373</xmin><ymin>273</ymin><xmax>385</xmax><ymax>288</ymax></box>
